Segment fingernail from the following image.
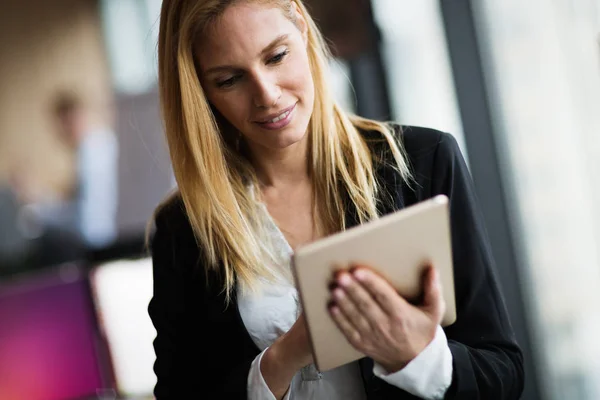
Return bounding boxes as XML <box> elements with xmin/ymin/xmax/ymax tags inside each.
<box><xmin>337</xmin><ymin>273</ymin><xmax>352</xmax><ymax>287</ymax></box>
<box><xmin>353</xmin><ymin>269</ymin><xmax>367</xmax><ymax>281</ymax></box>
<box><xmin>333</xmin><ymin>288</ymin><xmax>345</xmax><ymax>299</ymax></box>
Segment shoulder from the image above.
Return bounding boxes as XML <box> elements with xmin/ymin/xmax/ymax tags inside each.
<box><xmin>360</xmin><ymin>123</ymin><xmax>467</xmax><ymax>203</ymax></box>
<box><xmin>361</xmin><ymin>123</ymin><xmax>463</xmax><ymax>172</ymax></box>
<box><xmin>151</xmin><ymin>191</ymin><xmax>196</xmax><ymax>247</ymax></box>
<box><xmin>360</xmin><ymin>123</ymin><xmax>460</xmax><ymax>158</ymax></box>
<box><xmin>150</xmin><ymin>191</ymin><xmax>210</xmax><ymax>283</ymax></box>
<box><xmin>154</xmin><ymin>191</ymin><xmax>186</xmax><ymax>226</ymax></box>
<box><xmin>396</xmin><ymin>125</ymin><xmax>461</xmax><ymax>162</ymax></box>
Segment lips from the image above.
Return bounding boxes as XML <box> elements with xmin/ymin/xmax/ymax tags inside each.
<box><xmin>254</xmin><ymin>103</ymin><xmax>296</xmax><ymax>124</ymax></box>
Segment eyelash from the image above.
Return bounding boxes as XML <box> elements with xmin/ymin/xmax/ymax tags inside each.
<box><xmin>217</xmin><ymin>76</ymin><xmax>239</xmax><ymax>89</ymax></box>
<box><xmin>267</xmin><ymin>49</ymin><xmax>289</xmax><ymax>65</ymax></box>
<box><xmin>216</xmin><ymin>49</ymin><xmax>290</xmax><ymax>89</ymax></box>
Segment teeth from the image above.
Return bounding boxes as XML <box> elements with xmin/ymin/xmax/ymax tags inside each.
<box><xmin>268</xmin><ymin>110</ymin><xmax>290</xmax><ymax>123</ymax></box>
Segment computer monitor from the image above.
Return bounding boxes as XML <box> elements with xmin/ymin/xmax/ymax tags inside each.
<box><xmin>89</xmin><ymin>257</ymin><xmax>156</xmax><ymax>398</ymax></box>
<box><xmin>0</xmin><ymin>264</ymin><xmax>111</xmax><ymax>400</ymax></box>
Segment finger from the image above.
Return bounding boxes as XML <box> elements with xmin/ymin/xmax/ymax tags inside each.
<box><xmin>328</xmin><ymin>303</ymin><xmax>362</xmax><ymax>348</ymax></box>
<box><xmin>331</xmin><ymin>286</ymin><xmax>372</xmax><ymax>334</ymax></box>
<box><xmin>336</xmin><ymin>272</ymin><xmax>387</xmax><ymax>326</ymax></box>
<box><xmin>421</xmin><ymin>266</ymin><xmax>445</xmax><ymax>323</ymax></box>
<box><xmin>350</xmin><ymin>267</ymin><xmax>408</xmax><ymax>316</ymax></box>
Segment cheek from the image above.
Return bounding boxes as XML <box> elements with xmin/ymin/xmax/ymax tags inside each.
<box><xmin>208</xmin><ymin>91</ymin><xmax>249</xmax><ymax>126</ymax></box>
<box><xmin>293</xmin><ymin>56</ymin><xmax>314</xmax><ymax>105</ymax></box>
<box><xmin>279</xmin><ymin>51</ymin><xmax>314</xmax><ymax>99</ymax></box>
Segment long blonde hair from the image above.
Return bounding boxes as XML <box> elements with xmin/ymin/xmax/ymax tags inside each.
<box><xmin>156</xmin><ymin>0</ymin><xmax>411</xmax><ymax>300</ymax></box>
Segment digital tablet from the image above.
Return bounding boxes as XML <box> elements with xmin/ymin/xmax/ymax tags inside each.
<box><xmin>291</xmin><ymin>195</ymin><xmax>456</xmax><ymax>372</ymax></box>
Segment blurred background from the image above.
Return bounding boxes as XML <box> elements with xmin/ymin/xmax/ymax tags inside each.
<box><xmin>0</xmin><ymin>0</ymin><xmax>599</xmax><ymax>399</ymax></box>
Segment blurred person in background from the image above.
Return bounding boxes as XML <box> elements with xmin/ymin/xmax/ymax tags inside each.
<box><xmin>5</xmin><ymin>92</ymin><xmax>121</xmax><ymax>270</ymax></box>
<box><xmin>40</xmin><ymin>91</ymin><xmax>120</xmax><ymax>250</ymax></box>
<box><xmin>148</xmin><ymin>0</ymin><xmax>523</xmax><ymax>399</ymax></box>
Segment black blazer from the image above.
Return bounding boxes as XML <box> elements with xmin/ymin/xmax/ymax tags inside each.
<box><xmin>148</xmin><ymin>126</ymin><xmax>524</xmax><ymax>399</ymax></box>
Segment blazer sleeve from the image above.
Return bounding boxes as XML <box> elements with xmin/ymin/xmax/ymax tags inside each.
<box><xmin>431</xmin><ymin>132</ymin><xmax>524</xmax><ymax>399</ymax></box>
<box><xmin>148</xmin><ymin>206</ymin><xmax>257</xmax><ymax>399</ymax></box>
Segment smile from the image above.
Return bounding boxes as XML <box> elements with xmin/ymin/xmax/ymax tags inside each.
<box><xmin>254</xmin><ymin>103</ymin><xmax>297</xmax><ymax>130</ymax></box>
<box><xmin>267</xmin><ymin>109</ymin><xmax>292</xmax><ymax>123</ymax></box>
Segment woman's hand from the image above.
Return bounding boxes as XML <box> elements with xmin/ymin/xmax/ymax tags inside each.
<box><xmin>327</xmin><ymin>265</ymin><xmax>445</xmax><ymax>373</ymax></box>
<box><xmin>276</xmin><ymin>312</ymin><xmax>314</xmax><ymax>370</ymax></box>
<box><xmin>261</xmin><ymin>313</ymin><xmax>313</xmax><ymax>399</ymax></box>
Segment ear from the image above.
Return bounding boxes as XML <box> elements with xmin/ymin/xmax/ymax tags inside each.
<box><xmin>291</xmin><ymin>1</ymin><xmax>308</xmax><ymax>45</ymax></box>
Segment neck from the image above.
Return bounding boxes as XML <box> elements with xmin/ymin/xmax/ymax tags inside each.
<box><xmin>248</xmin><ymin>135</ymin><xmax>310</xmax><ymax>189</ymax></box>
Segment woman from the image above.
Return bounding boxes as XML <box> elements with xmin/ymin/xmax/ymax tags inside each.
<box><xmin>148</xmin><ymin>0</ymin><xmax>524</xmax><ymax>399</ymax></box>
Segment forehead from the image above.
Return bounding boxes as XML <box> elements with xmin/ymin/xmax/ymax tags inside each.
<box><xmin>197</xmin><ymin>3</ymin><xmax>295</xmax><ymax>68</ymax></box>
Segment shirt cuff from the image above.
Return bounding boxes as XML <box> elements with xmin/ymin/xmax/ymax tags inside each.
<box><xmin>247</xmin><ymin>348</ymin><xmax>291</xmax><ymax>400</ymax></box>
<box><xmin>373</xmin><ymin>325</ymin><xmax>453</xmax><ymax>399</ymax></box>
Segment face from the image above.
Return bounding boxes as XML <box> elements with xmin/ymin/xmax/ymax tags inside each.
<box><xmin>58</xmin><ymin>109</ymin><xmax>87</xmax><ymax>147</ymax></box>
<box><xmin>196</xmin><ymin>2</ymin><xmax>315</xmax><ymax>152</ymax></box>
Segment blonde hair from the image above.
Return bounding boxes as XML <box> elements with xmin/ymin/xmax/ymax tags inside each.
<box><xmin>155</xmin><ymin>0</ymin><xmax>411</xmax><ymax>301</ymax></box>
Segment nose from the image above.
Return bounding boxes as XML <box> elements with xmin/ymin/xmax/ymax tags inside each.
<box><xmin>251</xmin><ymin>71</ymin><xmax>281</xmax><ymax>109</ymax></box>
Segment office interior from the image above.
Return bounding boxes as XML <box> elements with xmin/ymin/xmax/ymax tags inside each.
<box><xmin>0</xmin><ymin>0</ymin><xmax>599</xmax><ymax>399</ymax></box>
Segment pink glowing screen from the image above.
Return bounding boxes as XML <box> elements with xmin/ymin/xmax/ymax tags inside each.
<box><xmin>0</xmin><ymin>270</ymin><xmax>107</xmax><ymax>400</ymax></box>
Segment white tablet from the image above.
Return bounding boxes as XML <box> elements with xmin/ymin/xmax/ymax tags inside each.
<box><xmin>291</xmin><ymin>195</ymin><xmax>456</xmax><ymax>372</ymax></box>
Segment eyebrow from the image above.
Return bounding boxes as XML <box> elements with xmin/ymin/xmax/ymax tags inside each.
<box><xmin>204</xmin><ymin>34</ymin><xmax>290</xmax><ymax>75</ymax></box>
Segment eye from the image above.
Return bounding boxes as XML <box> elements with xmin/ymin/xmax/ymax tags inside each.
<box><xmin>216</xmin><ymin>75</ymin><xmax>241</xmax><ymax>88</ymax></box>
<box><xmin>267</xmin><ymin>49</ymin><xmax>289</xmax><ymax>65</ymax></box>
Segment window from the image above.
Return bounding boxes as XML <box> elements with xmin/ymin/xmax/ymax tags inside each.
<box><xmin>328</xmin><ymin>58</ymin><xmax>356</xmax><ymax>114</ymax></box>
<box><xmin>100</xmin><ymin>0</ymin><xmax>356</xmax><ymax>106</ymax></box>
<box><xmin>99</xmin><ymin>0</ymin><xmax>160</xmax><ymax>94</ymax></box>
<box><xmin>372</xmin><ymin>0</ymin><xmax>467</xmax><ymax>156</ymax></box>
<box><xmin>473</xmin><ymin>1</ymin><xmax>600</xmax><ymax>398</ymax></box>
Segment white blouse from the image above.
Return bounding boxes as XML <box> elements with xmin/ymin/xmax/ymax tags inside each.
<box><xmin>237</xmin><ymin>203</ymin><xmax>453</xmax><ymax>400</ymax></box>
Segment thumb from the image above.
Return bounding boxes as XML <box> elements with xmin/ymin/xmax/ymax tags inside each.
<box><xmin>421</xmin><ymin>266</ymin><xmax>445</xmax><ymax>324</ymax></box>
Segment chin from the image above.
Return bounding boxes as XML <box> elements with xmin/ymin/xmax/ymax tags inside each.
<box><xmin>276</xmin><ymin>125</ymin><xmax>309</xmax><ymax>149</ymax></box>
<box><xmin>249</xmin><ymin>121</ymin><xmax>307</xmax><ymax>150</ymax></box>
<box><xmin>282</xmin><ymin>126</ymin><xmax>307</xmax><ymax>144</ymax></box>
